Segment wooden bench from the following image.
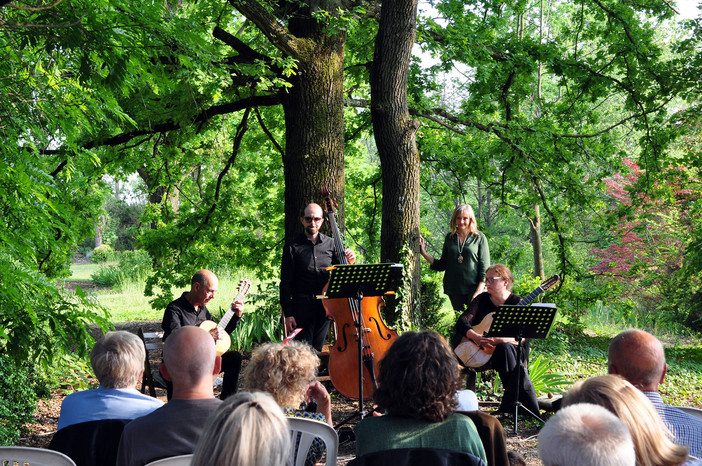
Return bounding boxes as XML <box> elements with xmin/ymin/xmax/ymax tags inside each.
<box><xmin>138</xmin><ymin>328</ymin><xmax>165</xmax><ymax>397</ymax></box>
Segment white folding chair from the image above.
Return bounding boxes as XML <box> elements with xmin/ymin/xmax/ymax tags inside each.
<box><xmin>288</xmin><ymin>417</ymin><xmax>339</xmax><ymax>466</ymax></box>
<box><xmin>145</xmin><ymin>454</ymin><xmax>193</xmax><ymax>465</ymax></box>
<box><xmin>0</xmin><ymin>446</ymin><xmax>76</xmax><ymax>466</ymax></box>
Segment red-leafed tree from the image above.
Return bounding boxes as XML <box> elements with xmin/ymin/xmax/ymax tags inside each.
<box><xmin>591</xmin><ymin>159</ymin><xmax>701</xmax><ymax>323</ymax></box>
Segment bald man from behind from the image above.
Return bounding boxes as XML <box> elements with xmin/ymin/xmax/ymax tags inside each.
<box><xmin>116</xmin><ymin>326</ymin><xmax>222</xmax><ymax>466</ymax></box>
<box><xmin>608</xmin><ymin>329</ymin><xmax>702</xmax><ymax>458</ymax></box>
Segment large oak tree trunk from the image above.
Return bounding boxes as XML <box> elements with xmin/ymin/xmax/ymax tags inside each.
<box><xmin>281</xmin><ymin>36</ymin><xmax>346</xmax><ymax>242</ymax></box>
<box><xmin>370</xmin><ymin>0</ymin><xmax>421</xmax><ymax>326</ymax></box>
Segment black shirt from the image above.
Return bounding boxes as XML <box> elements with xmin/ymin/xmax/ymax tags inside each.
<box><xmin>161</xmin><ymin>293</ymin><xmax>240</xmax><ymax>340</ymax></box>
<box><xmin>451</xmin><ymin>292</ymin><xmax>522</xmax><ymax>349</ymax></box>
<box><xmin>280</xmin><ymin>232</ymin><xmax>343</xmax><ymax>317</ymax></box>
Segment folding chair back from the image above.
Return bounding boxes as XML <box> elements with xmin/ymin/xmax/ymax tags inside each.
<box><xmin>0</xmin><ymin>446</ymin><xmax>76</xmax><ymax>466</ymax></box>
<box><xmin>288</xmin><ymin>417</ymin><xmax>338</xmax><ymax>466</ymax></box>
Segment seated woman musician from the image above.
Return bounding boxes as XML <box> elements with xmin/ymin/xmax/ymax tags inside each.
<box><xmin>451</xmin><ymin>264</ymin><xmax>540</xmax><ymax>415</ymax></box>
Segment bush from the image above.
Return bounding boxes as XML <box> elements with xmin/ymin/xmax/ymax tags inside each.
<box><xmin>0</xmin><ymin>357</ymin><xmax>44</xmax><ymax>445</ymax></box>
<box><xmin>91</xmin><ymin>265</ymin><xmax>121</xmax><ymax>286</ymax></box>
<box><xmin>90</xmin><ymin>250</ymin><xmax>152</xmax><ymax>287</ymax></box>
<box><xmin>118</xmin><ymin>250</ymin><xmax>152</xmax><ymax>282</ymax></box>
<box><xmin>92</xmin><ymin>244</ymin><xmax>115</xmax><ymax>263</ymax></box>
<box><xmin>231</xmin><ymin>280</ymin><xmax>284</xmax><ymax>352</ymax></box>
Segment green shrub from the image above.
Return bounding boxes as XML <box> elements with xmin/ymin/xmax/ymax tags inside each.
<box><xmin>230</xmin><ymin>280</ymin><xmax>284</xmax><ymax>352</ymax></box>
<box><xmin>419</xmin><ymin>277</ymin><xmax>445</xmax><ymax>327</ymax></box>
<box><xmin>90</xmin><ymin>250</ymin><xmax>152</xmax><ymax>287</ymax></box>
<box><xmin>92</xmin><ymin>244</ymin><xmax>115</xmax><ymax>263</ymax></box>
<box><xmin>91</xmin><ymin>265</ymin><xmax>121</xmax><ymax>286</ymax></box>
<box><xmin>0</xmin><ymin>357</ymin><xmax>44</xmax><ymax>445</ymax></box>
<box><xmin>117</xmin><ymin>250</ymin><xmax>152</xmax><ymax>282</ymax></box>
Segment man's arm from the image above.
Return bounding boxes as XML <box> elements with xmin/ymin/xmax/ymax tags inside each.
<box><xmin>161</xmin><ymin>304</ymin><xmax>182</xmax><ymax>341</ymax></box>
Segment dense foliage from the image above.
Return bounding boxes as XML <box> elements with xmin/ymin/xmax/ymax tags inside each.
<box><xmin>2</xmin><ymin>0</ymin><xmax>702</xmax><ymax>442</ymax></box>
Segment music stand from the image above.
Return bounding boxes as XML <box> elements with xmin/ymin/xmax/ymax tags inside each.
<box><xmin>487</xmin><ymin>303</ymin><xmax>557</xmax><ymax>433</ymax></box>
<box><xmin>322</xmin><ymin>262</ymin><xmax>403</xmax><ymax>427</ymax></box>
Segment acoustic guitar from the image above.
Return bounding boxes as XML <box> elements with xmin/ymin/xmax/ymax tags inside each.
<box><xmin>454</xmin><ymin>275</ymin><xmax>559</xmax><ymax>368</ymax></box>
<box><xmin>199</xmin><ymin>279</ymin><xmax>251</xmax><ymax>356</ymax></box>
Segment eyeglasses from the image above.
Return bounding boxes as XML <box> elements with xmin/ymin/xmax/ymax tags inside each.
<box><xmin>303</xmin><ymin>216</ymin><xmax>323</xmax><ymax>222</ymax></box>
<box><xmin>485</xmin><ymin>277</ymin><xmax>503</xmax><ymax>284</ymax></box>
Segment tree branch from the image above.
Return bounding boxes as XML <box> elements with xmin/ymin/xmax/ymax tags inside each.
<box><xmin>227</xmin><ymin>0</ymin><xmax>302</xmax><ymax>58</ymax></box>
<box><xmin>192</xmin><ymin>107</ymin><xmax>252</xmax><ymax>239</ymax></box>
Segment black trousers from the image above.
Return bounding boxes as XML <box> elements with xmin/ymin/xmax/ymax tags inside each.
<box><xmin>448</xmin><ymin>289</ymin><xmax>478</xmax><ymax>312</ymax></box>
<box><xmin>291</xmin><ymin>298</ymin><xmax>330</xmax><ymax>352</ymax></box>
<box><xmin>490</xmin><ymin>342</ymin><xmax>540</xmax><ymax>415</ymax></box>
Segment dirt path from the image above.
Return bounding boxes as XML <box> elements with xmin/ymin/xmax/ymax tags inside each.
<box><xmin>17</xmin><ymin>320</ymin><xmax>544</xmax><ymax>465</ymax></box>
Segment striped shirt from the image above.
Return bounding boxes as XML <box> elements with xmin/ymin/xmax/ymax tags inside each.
<box><xmin>644</xmin><ymin>391</ymin><xmax>702</xmax><ymax>458</ymax></box>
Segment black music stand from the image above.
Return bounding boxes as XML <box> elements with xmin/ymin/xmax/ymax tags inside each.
<box><xmin>322</xmin><ymin>262</ymin><xmax>403</xmax><ymax>427</ymax></box>
<box><xmin>487</xmin><ymin>303</ymin><xmax>557</xmax><ymax>433</ymax></box>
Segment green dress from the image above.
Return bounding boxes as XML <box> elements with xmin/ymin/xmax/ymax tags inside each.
<box><xmin>430</xmin><ymin>232</ymin><xmax>490</xmax><ymax>296</ymax></box>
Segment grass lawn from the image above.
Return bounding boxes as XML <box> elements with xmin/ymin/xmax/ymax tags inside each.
<box><xmin>69</xmin><ymin>264</ymin><xmax>260</xmax><ymax>322</ymax></box>
<box><xmin>69</xmin><ymin>263</ymin><xmax>102</xmax><ymax>281</ymax></box>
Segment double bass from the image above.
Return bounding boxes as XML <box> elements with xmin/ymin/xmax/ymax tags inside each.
<box><xmin>320</xmin><ymin>187</ymin><xmax>398</xmax><ymax>400</ymax></box>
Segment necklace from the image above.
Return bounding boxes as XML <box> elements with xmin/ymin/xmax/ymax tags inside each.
<box><xmin>457</xmin><ymin>234</ymin><xmax>468</xmax><ymax>263</ymax></box>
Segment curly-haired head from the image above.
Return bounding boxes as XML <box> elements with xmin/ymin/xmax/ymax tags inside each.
<box><xmin>242</xmin><ymin>341</ymin><xmax>319</xmax><ymax>408</ymax></box>
<box><xmin>373</xmin><ymin>330</ymin><xmax>459</xmax><ymax>422</ymax></box>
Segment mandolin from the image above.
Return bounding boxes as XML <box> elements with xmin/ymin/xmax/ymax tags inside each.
<box><xmin>454</xmin><ymin>275</ymin><xmax>559</xmax><ymax>368</ymax></box>
<box><xmin>199</xmin><ymin>279</ymin><xmax>251</xmax><ymax>356</ymax></box>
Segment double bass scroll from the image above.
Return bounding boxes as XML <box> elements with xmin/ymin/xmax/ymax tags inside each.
<box><xmin>320</xmin><ymin>186</ymin><xmax>400</xmax><ymax>400</ymax></box>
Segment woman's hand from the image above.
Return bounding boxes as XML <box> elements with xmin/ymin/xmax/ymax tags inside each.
<box><xmin>306</xmin><ymin>381</ymin><xmax>333</xmax><ymax>427</ymax></box>
<box><xmin>419</xmin><ymin>236</ymin><xmax>434</xmax><ymax>264</ymax></box>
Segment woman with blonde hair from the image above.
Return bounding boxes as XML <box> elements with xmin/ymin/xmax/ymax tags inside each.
<box><xmin>243</xmin><ymin>341</ymin><xmax>331</xmax><ymax>465</ymax></box>
<box><xmin>419</xmin><ymin>204</ymin><xmax>490</xmax><ymax>312</ymax></box>
<box><xmin>191</xmin><ymin>391</ymin><xmax>290</xmax><ymax>466</ymax></box>
<box><xmin>562</xmin><ymin>374</ymin><xmax>689</xmax><ymax>466</ymax></box>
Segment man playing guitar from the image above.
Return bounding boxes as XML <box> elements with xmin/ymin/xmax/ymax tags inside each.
<box><xmin>162</xmin><ymin>269</ymin><xmax>243</xmax><ymax>400</ymax></box>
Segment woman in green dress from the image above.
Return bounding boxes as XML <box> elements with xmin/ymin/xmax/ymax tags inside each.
<box><xmin>420</xmin><ymin>204</ymin><xmax>490</xmax><ymax>313</ymax></box>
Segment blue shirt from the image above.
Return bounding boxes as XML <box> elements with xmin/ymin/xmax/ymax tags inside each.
<box><xmin>644</xmin><ymin>391</ymin><xmax>702</xmax><ymax>458</ymax></box>
<box><xmin>57</xmin><ymin>386</ymin><xmax>164</xmax><ymax>430</ymax></box>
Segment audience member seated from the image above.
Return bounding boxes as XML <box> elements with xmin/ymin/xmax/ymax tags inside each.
<box><xmin>562</xmin><ymin>375</ymin><xmax>689</xmax><ymax>466</ymax></box>
<box><xmin>609</xmin><ymin>329</ymin><xmax>702</xmax><ymax>458</ymax></box>
<box><xmin>538</xmin><ymin>402</ymin><xmax>636</xmax><ymax>466</ymax></box>
<box><xmin>355</xmin><ymin>330</ymin><xmax>486</xmax><ymax>463</ymax></box>
<box><xmin>243</xmin><ymin>340</ymin><xmax>331</xmax><ymax>465</ymax></box>
<box><xmin>57</xmin><ymin>331</ymin><xmax>163</xmax><ymax>430</ymax></box>
<box><xmin>190</xmin><ymin>391</ymin><xmax>290</xmax><ymax>466</ymax></box>
<box><xmin>116</xmin><ymin>326</ymin><xmax>222</xmax><ymax>466</ymax></box>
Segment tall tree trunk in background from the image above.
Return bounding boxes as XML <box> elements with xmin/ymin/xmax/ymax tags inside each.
<box><xmin>228</xmin><ymin>2</ymin><xmax>348</xmax><ymax>243</ymax></box>
<box><xmin>370</xmin><ymin>0</ymin><xmax>420</xmax><ymax>326</ymax></box>
<box><xmin>94</xmin><ymin>225</ymin><xmax>103</xmax><ymax>248</ymax></box>
<box><xmin>530</xmin><ymin>204</ymin><xmax>545</xmax><ymax>279</ymax></box>
<box><xmin>280</xmin><ymin>34</ymin><xmax>346</xmax><ymax>242</ymax></box>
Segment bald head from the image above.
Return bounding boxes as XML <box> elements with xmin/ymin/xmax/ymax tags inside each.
<box><xmin>608</xmin><ymin>329</ymin><xmax>666</xmax><ymax>391</ymax></box>
<box><xmin>188</xmin><ymin>269</ymin><xmax>218</xmax><ymax>308</ymax></box>
<box><xmin>163</xmin><ymin>326</ymin><xmax>217</xmax><ymax>390</ymax></box>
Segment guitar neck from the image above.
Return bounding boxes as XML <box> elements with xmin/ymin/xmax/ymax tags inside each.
<box><xmin>218</xmin><ymin>291</ymin><xmax>245</xmax><ymax>329</ymax></box>
<box><xmin>518</xmin><ymin>287</ymin><xmax>544</xmax><ymax>306</ymax></box>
